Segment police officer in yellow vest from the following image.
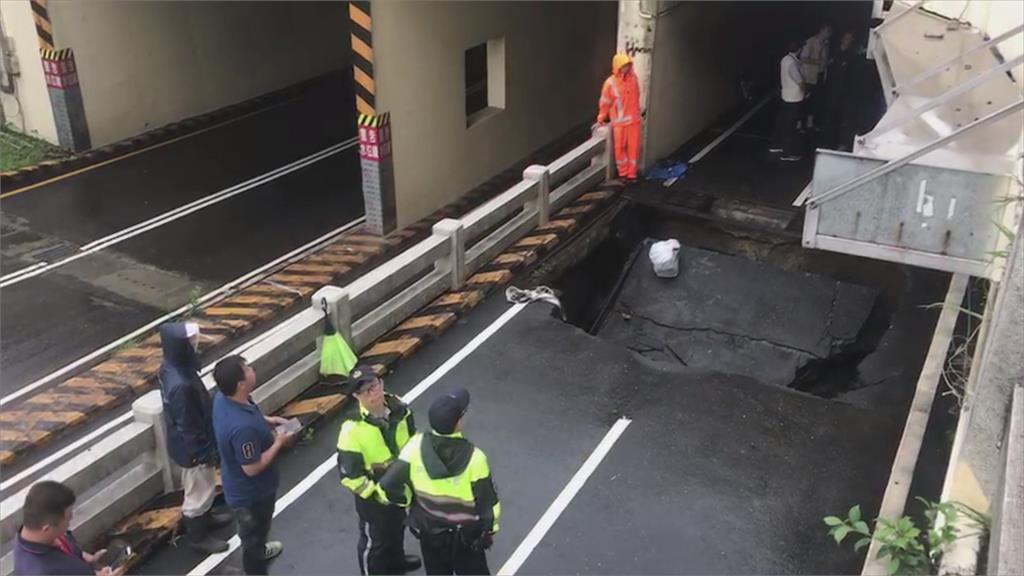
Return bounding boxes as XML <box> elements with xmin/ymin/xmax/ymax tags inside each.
<box><xmin>380</xmin><ymin>388</ymin><xmax>500</xmax><ymax>575</ymax></box>
<box><xmin>336</xmin><ymin>366</ymin><xmax>422</xmax><ymax>575</ymax></box>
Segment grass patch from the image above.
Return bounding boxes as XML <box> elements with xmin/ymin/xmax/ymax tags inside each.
<box><xmin>1</xmin><ymin>124</ymin><xmax>68</xmax><ymax>172</ymax></box>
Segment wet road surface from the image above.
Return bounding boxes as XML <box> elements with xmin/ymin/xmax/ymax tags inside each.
<box><xmin>0</xmin><ymin>71</ymin><xmax>360</xmax><ymax>394</ymax></box>
<box><xmin>139</xmin><ymin>279</ymin><xmax>933</xmax><ymax>574</ymax></box>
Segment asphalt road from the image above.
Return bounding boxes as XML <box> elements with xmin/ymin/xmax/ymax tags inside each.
<box><xmin>0</xmin><ymin>71</ymin><xmax>362</xmax><ymax>393</ymax></box>
<box><xmin>138</xmin><ymin>283</ymin><xmax>928</xmax><ymax>575</ymax></box>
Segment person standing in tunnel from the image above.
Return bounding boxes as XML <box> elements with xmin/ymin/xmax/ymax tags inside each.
<box><xmin>771</xmin><ymin>40</ymin><xmax>806</xmax><ymax>161</ymax></box>
<box><xmin>800</xmin><ymin>23</ymin><xmax>833</xmax><ymax>130</ymax></box>
<box><xmin>824</xmin><ymin>31</ymin><xmax>864</xmax><ymax>151</ymax></box>
<box><xmin>157</xmin><ymin>322</ymin><xmax>233</xmax><ymax>554</ymax></box>
<box><xmin>597</xmin><ymin>53</ymin><xmax>642</xmax><ymax>182</ymax></box>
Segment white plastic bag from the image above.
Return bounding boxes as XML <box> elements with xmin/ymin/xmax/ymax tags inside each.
<box><xmin>649</xmin><ymin>239</ymin><xmax>681</xmax><ymax>278</ymax></box>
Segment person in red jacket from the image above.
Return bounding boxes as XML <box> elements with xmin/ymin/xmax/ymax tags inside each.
<box><xmin>597</xmin><ymin>53</ymin><xmax>642</xmax><ymax>182</ymax></box>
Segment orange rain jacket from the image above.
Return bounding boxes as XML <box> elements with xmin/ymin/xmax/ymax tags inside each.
<box><xmin>597</xmin><ymin>54</ymin><xmax>641</xmax><ymax>127</ymax></box>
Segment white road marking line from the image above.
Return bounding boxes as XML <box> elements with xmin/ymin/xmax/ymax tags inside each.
<box><xmin>0</xmin><ymin>217</ymin><xmax>365</xmax><ymax>407</ymax></box>
<box><xmin>688</xmin><ymin>94</ymin><xmax>772</xmax><ymax>165</ymax></box>
<box><xmin>498</xmin><ymin>417</ymin><xmax>632</xmax><ymax>576</ymax></box>
<box><xmin>187</xmin><ymin>302</ymin><xmax>529</xmax><ymax>576</ymax></box>
<box><xmin>0</xmin><ymin>138</ymin><xmax>358</xmax><ymax>287</ymax></box>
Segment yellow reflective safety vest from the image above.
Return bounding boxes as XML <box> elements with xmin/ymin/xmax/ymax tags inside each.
<box><xmin>380</xmin><ymin>431</ymin><xmax>501</xmax><ymax>537</ymax></box>
<box><xmin>336</xmin><ymin>394</ymin><xmax>415</xmax><ymax>501</ymax></box>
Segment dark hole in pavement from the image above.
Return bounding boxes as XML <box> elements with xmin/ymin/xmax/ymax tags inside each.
<box><xmin>547</xmin><ymin>203</ymin><xmax>898</xmax><ymax>399</ymax></box>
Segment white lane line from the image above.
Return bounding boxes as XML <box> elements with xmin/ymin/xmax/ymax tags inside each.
<box><xmin>0</xmin><ymin>262</ymin><xmax>47</xmax><ymax>283</ymax></box>
<box><xmin>498</xmin><ymin>417</ymin><xmax>632</xmax><ymax>576</ymax></box>
<box><xmin>688</xmin><ymin>94</ymin><xmax>772</xmax><ymax>165</ymax></box>
<box><xmin>187</xmin><ymin>302</ymin><xmax>529</xmax><ymax>576</ymax></box>
<box><xmin>0</xmin><ymin>216</ymin><xmax>365</xmax><ymax>407</ymax></box>
<box><xmin>0</xmin><ymin>137</ymin><xmax>358</xmax><ymax>288</ymax></box>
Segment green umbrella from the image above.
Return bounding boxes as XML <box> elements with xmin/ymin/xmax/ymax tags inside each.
<box><xmin>320</xmin><ymin>309</ymin><xmax>357</xmax><ymax>385</ymax></box>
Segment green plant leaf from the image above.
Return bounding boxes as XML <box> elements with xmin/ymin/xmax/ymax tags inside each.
<box><xmin>834</xmin><ymin>525</ymin><xmax>852</xmax><ymax>544</ymax></box>
<box><xmin>824</xmin><ymin>516</ymin><xmax>844</xmax><ymax>527</ymax></box>
<box><xmin>854</xmin><ymin>537</ymin><xmax>872</xmax><ymax>552</ymax></box>
<box><xmin>849</xmin><ymin>505</ymin><xmax>862</xmax><ymax>523</ymax></box>
<box><xmin>855</xmin><ymin>521</ymin><xmax>870</xmax><ymax>534</ymax></box>
<box><xmin>887</xmin><ymin>558</ymin><xmax>900</xmax><ymax>575</ymax></box>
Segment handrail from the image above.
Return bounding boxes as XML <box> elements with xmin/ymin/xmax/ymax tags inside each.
<box><xmin>0</xmin><ymin>125</ymin><xmax>613</xmax><ymax>573</ymax></box>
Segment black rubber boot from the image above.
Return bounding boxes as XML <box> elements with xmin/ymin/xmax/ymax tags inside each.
<box><xmin>184</xmin><ymin>514</ymin><xmax>229</xmax><ymax>554</ymax></box>
<box><xmin>207</xmin><ymin>506</ymin><xmax>234</xmax><ymax>529</ymax></box>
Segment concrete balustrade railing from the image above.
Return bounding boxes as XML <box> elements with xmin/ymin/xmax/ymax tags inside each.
<box><xmin>0</xmin><ymin>126</ymin><xmax>611</xmax><ymax>575</ymax></box>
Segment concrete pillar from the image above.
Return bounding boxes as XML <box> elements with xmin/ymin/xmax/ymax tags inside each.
<box><xmin>523</xmin><ymin>165</ymin><xmax>551</xmax><ymax>225</ymax></box>
<box><xmin>312</xmin><ymin>285</ymin><xmax>352</xmax><ymax>346</ymax></box>
<box><xmin>616</xmin><ymin>1</ymin><xmax>655</xmax><ymax>168</ymax></box>
<box><xmin>432</xmin><ymin>218</ymin><xmax>466</xmax><ymax>290</ymax></box>
<box><xmin>131</xmin><ymin>391</ymin><xmax>179</xmax><ymax>494</ymax></box>
<box><xmin>41</xmin><ymin>48</ymin><xmax>90</xmax><ymax>151</ymax></box>
<box><xmin>358</xmin><ymin>113</ymin><xmax>398</xmax><ymax>235</ymax></box>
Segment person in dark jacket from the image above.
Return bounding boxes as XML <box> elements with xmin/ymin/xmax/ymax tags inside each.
<box><xmin>158</xmin><ymin>322</ymin><xmax>232</xmax><ymax>553</ymax></box>
<box><xmin>824</xmin><ymin>31</ymin><xmax>866</xmax><ymax>151</ymax></box>
<box><xmin>14</xmin><ymin>480</ymin><xmax>123</xmax><ymax>576</ymax></box>
<box><xmin>381</xmin><ymin>388</ymin><xmax>500</xmax><ymax>575</ymax></box>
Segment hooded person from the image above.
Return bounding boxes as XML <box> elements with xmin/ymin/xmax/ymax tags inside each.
<box><xmin>158</xmin><ymin>322</ymin><xmax>232</xmax><ymax>553</ymax></box>
<box><xmin>597</xmin><ymin>53</ymin><xmax>643</xmax><ymax>182</ymax></box>
<box><xmin>380</xmin><ymin>388</ymin><xmax>500</xmax><ymax>575</ymax></box>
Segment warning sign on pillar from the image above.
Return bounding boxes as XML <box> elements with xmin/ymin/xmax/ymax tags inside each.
<box><xmin>358</xmin><ymin>113</ymin><xmax>396</xmax><ymax>235</ymax></box>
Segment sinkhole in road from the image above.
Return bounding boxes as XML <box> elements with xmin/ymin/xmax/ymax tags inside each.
<box><xmin>545</xmin><ymin>203</ymin><xmax>902</xmax><ymax>399</ymax></box>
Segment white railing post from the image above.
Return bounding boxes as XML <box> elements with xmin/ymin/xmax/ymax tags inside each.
<box><xmin>523</xmin><ymin>165</ymin><xmax>551</xmax><ymax>225</ymax></box>
<box><xmin>592</xmin><ymin>125</ymin><xmax>614</xmax><ymax>182</ymax></box>
<box><xmin>312</xmin><ymin>285</ymin><xmax>352</xmax><ymax>346</ymax></box>
<box><xmin>432</xmin><ymin>218</ymin><xmax>466</xmax><ymax>290</ymax></box>
<box><xmin>131</xmin><ymin>391</ymin><xmax>179</xmax><ymax>494</ymax></box>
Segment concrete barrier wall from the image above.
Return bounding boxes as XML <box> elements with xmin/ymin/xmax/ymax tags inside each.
<box><xmin>0</xmin><ymin>1</ymin><xmax>60</xmax><ymax>142</ymax></box>
<box><xmin>44</xmin><ymin>0</ymin><xmax>349</xmax><ymax>146</ymax></box>
<box><xmin>646</xmin><ymin>2</ymin><xmax>748</xmax><ymax>162</ymax></box>
<box><xmin>372</xmin><ymin>1</ymin><xmax>616</xmax><ymax>227</ymax></box>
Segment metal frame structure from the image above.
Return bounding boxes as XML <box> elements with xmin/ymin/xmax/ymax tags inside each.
<box><xmin>894</xmin><ymin>24</ymin><xmax>1024</xmax><ymax>97</ymax></box>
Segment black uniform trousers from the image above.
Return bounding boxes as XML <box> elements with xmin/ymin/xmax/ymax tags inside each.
<box><xmin>233</xmin><ymin>495</ymin><xmax>275</xmax><ymax>575</ymax></box>
<box><xmin>355</xmin><ymin>495</ymin><xmax>408</xmax><ymax>575</ymax></box>
<box><xmin>418</xmin><ymin>530</ymin><xmax>490</xmax><ymax>576</ymax></box>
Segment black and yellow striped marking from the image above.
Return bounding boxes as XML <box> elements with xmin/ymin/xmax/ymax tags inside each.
<box><xmin>349</xmin><ymin>1</ymin><xmax>376</xmax><ymax>116</ymax></box>
<box><xmin>30</xmin><ymin>0</ymin><xmax>54</xmax><ymax>51</ymax></box>
<box><xmin>40</xmin><ymin>47</ymin><xmax>73</xmax><ymax>61</ymax></box>
<box><xmin>358</xmin><ymin>112</ymin><xmax>390</xmax><ymax>128</ymax></box>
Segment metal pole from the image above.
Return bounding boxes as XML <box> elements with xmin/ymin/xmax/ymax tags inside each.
<box><xmin>808</xmin><ymin>99</ymin><xmax>1024</xmax><ymax>208</ymax></box>
<box><xmin>874</xmin><ymin>0</ymin><xmax>926</xmax><ymax>34</ymax></box>
<box><xmin>875</xmin><ymin>54</ymin><xmax>1024</xmax><ymax>136</ymax></box>
<box><xmin>895</xmin><ymin>25</ymin><xmax>1024</xmax><ymax>96</ymax></box>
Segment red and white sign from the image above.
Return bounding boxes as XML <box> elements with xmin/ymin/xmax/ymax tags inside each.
<box><xmin>359</xmin><ymin>121</ymin><xmax>392</xmax><ymax>162</ymax></box>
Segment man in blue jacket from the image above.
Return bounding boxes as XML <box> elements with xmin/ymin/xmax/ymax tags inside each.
<box><xmin>158</xmin><ymin>322</ymin><xmax>232</xmax><ymax>553</ymax></box>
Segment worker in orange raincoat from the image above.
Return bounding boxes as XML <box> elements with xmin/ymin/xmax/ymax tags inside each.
<box><xmin>597</xmin><ymin>53</ymin><xmax>642</xmax><ymax>182</ymax></box>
